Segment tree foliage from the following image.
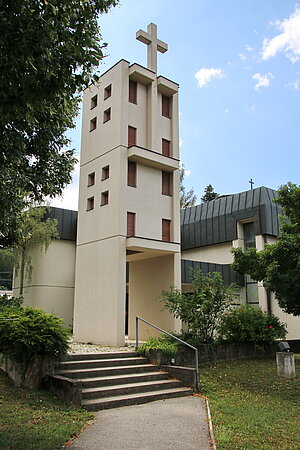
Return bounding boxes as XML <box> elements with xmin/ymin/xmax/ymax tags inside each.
<box><xmin>160</xmin><ymin>270</ymin><xmax>236</xmax><ymax>342</ymax></box>
<box><xmin>201</xmin><ymin>184</ymin><xmax>219</xmax><ymax>202</ymax></box>
<box><xmin>232</xmin><ymin>182</ymin><xmax>300</xmax><ymax>316</ymax></box>
<box><xmin>13</xmin><ymin>207</ymin><xmax>59</xmax><ymax>295</ymax></box>
<box><xmin>180</xmin><ymin>164</ymin><xmax>197</xmax><ymax>208</ymax></box>
<box><xmin>0</xmin><ymin>0</ymin><xmax>118</xmax><ymax>245</ymax></box>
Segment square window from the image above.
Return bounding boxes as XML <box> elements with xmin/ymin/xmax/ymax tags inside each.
<box><xmin>162</xmin><ymin>95</ymin><xmax>171</xmax><ymax>118</ymax></box>
<box><xmin>129</xmin><ymin>79</ymin><xmax>137</xmax><ymax>104</ymax></box>
<box><xmin>88</xmin><ymin>172</ymin><xmax>95</xmax><ymax>186</ymax></box>
<box><xmin>128</xmin><ymin>161</ymin><xmax>137</xmax><ymax>187</ymax></box>
<box><xmin>91</xmin><ymin>95</ymin><xmax>97</xmax><ymax>109</ymax></box>
<box><xmin>127</xmin><ymin>212</ymin><xmax>136</xmax><ymax>237</ymax></box>
<box><xmin>128</xmin><ymin>126</ymin><xmax>136</xmax><ymax>147</ymax></box>
<box><xmin>87</xmin><ymin>197</ymin><xmax>94</xmax><ymax>211</ymax></box>
<box><xmin>162</xmin><ymin>138</ymin><xmax>171</xmax><ymax>156</ymax></box>
<box><xmin>103</xmin><ymin>108</ymin><xmax>111</xmax><ymax>123</ymax></box>
<box><xmin>90</xmin><ymin>117</ymin><xmax>97</xmax><ymax>132</ymax></box>
<box><xmin>101</xmin><ymin>191</ymin><xmax>109</xmax><ymax>206</ymax></box>
<box><xmin>102</xmin><ymin>165</ymin><xmax>109</xmax><ymax>180</ymax></box>
<box><xmin>162</xmin><ymin>219</ymin><xmax>171</xmax><ymax>241</ymax></box>
<box><xmin>104</xmin><ymin>84</ymin><xmax>112</xmax><ymax>100</ymax></box>
<box><xmin>162</xmin><ymin>171</ymin><xmax>172</xmax><ymax>196</ymax></box>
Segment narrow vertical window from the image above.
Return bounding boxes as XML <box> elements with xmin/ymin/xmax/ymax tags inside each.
<box><xmin>129</xmin><ymin>80</ymin><xmax>137</xmax><ymax>104</ymax></box>
<box><xmin>128</xmin><ymin>161</ymin><xmax>137</xmax><ymax>187</ymax></box>
<box><xmin>103</xmin><ymin>108</ymin><xmax>111</xmax><ymax>123</ymax></box>
<box><xmin>101</xmin><ymin>191</ymin><xmax>109</xmax><ymax>206</ymax></box>
<box><xmin>128</xmin><ymin>126</ymin><xmax>137</xmax><ymax>147</ymax></box>
<box><xmin>162</xmin><ymin>95</ymin><xmax>171</xmax><ymax>118</ymax></box>
<box><xmin>162</xmin><ymin>171</ymin><xmax>172</xmax><ymax>196</ymax></box>
<box><xmin>91</xmin><ymin>95</ymin><xmax>97</xmax><ymax>109</ymax></box>
<box><xmin>162</xmin><ymin>219</ymin><xmax>171</xmax><ymax>242</ymax></box>
<box><xmin>162</xmin><ymin>138</ymin><xmax>171</xmax><ymax>156</ymax></box>
<box><xmin>104</xmin><ymin>84</ymin><xmax>112</xmax><ymax>100</ymax></box>
<box><xmin>88</xmin><ymin>172</ymin><xmax>95</xmax><ymax>186</ymax></box>
<box><xmin>87</xmin><ymin>197</ymin><xmax>94</xmax><ymax>211</ymax></box>
<box><xmin>102</xmin><ymin>165</ymin><xmax>109</xmax><ymax>180</ymax></box>
<box><xmin>127</xmin><ymin>212</ymin><xmax>136</xmax><ymax>237</ymax></box>
<box><xmin>90</xmin><ymin>117</ymin><xmax>97</xmax><ymax>131</ymax></box>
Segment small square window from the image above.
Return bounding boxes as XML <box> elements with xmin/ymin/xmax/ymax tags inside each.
<box><xmin>90</xmin><ymin>117</ymin><xmax>97</xmax><ymax>132</ymax></box>
<box><xmin>91</xmin><ymin>95</ymin><xmax>97</xmax><ymax>109</ymax></box>
<box><xmin>88</xmin><ymin>172</ymin><xmax>95</xmax><ymax>186</ymax></box>
<box><xmin>103</xmin><ymin>108</ymin><xmax>111</xmax><ymax>123</ymax></box>
<box><xmin>104</xmin><ymin>84</ymin><xmax>112</xmax><ymax>100</ymax></box>
<box><xmin>101</xmin><ymin>191</ymin><xmax>109</xmax><ymax>206</ymax></box>
<box><xmin>102</xmin><ymin>165</ymin><xmax>109</xmax><ymax>180</ymax></box>
<box><xmin>87</xmin><ymin>197</ymin><xmax>94</xmax><ymax>211</ymax></box>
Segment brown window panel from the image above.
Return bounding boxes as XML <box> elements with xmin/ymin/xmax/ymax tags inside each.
<box><xmin>91</xmin><ymin>95</ymin><xmax>97</xmax><ymax>109</ymax></box>
<box><xmin>90</xmin><ymin>117</ymin><xmax>97</xmax><ymax>131</ymax></box>
<box><xmin>102</xmin><ymin>165</ymin><xmax>109</xmax><ymax>180</ymax></box>
<box><xmin>128</xmin><ymin>126</ymin><xmax>137</xmax><ymax>147</ymax></box>
<box><xmin>129</xmin><ymin>79</ymin><xmax>137</xmax><ymax>104</ymax></box>
<box><xmin>103</xmin><ymin>108</ymin><xmax>111</xmax><ymax>123</ymax></box>
<box><xmin>128</xmin><ymin>161</ymin><xmax>137</xmax><ymax>187</ymax></box>
<box><xmin>162</xmin><ymin>219</ymin><xmax>171</xmax><ymax>242</ymax></box>
<box><xmin>88</xmin><ymin>172</ymin><xmax>95</xmax><ymax>186</ymax></box>
<box><xmin>87</xmin><ymin>197</ymin><xmax>94</xmax><ymax>211</ymax></box>
<box><xmin>104</xmin><ymin>84</ymin><xmax>112</xmax><ymax>100</ymax></box>
<box><xmin>101</xmin><ymin>191</ymin><xmax>109</xmax><ymax>206</ymax></box>
<box><xmin>127</xmin><ymin>212</ymin><xmax>136</xmax><ymax>237</ymax></box>
<box><xmin>162</xmin><ymin>95</ymin><xmax>171</xmax><ymax>118</ymax></box>
<box><xmin>162</xmin><ymin>171</ymin><xmax>172</xmax><ymax>196</ymax></box>
<box><xmin>162</xmin><ymin>138</ymin><xmax>171</xmax><ymax>156</ymax></box>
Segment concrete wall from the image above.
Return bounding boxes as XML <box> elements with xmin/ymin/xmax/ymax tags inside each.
<box><xmin>181</xmin><ymin>242</ymin><xmax>233</xmax><ymax>264</ymax></box>
<box><xmin>13</xmin><ymin>240</ymin><xmax>75</xmax><ymax>327</ymax></box>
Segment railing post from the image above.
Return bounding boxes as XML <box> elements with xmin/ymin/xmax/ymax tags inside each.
<box><xmin>195</xmin><ymin>349</ymin><xmax>200</xmax><ymax>391</ymax></box>
<box><xmin>135</xmin><ymin>316</ymin><xmax>139</xmax><ymax>350</ymax></box>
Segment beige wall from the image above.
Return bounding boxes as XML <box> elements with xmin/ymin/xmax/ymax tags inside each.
<box><xmin>13</xmin><ymin>240</ymin><xmax>76</xmax><ymax>327</ymax></box>
<box><xmin>181</xmin><ymin>242</ymin><xmax>233</xmax><ymax>264</ymax></box>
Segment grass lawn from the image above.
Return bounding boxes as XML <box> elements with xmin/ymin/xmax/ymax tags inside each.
<box><xmin>0</xmin><ymin>370</ymin><xmax>94</xmax><ymax>450</ymax></box>
<box><xmin>201</xmin><ymin>358</ymin><xmax>300</xmax><ymax>449</ymax></box>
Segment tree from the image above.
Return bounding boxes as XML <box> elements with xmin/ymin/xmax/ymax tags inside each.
<box><xmin>201</xmin><ymin>184</ymin><xmax>219</xmax><ymax>202</ymax></box>
<box><xmin>160</xmin><ymin>269</ymin><xmax>236</xmax><ymax>342</ymax></box>
<box><xmin>0</xmin><ymin>248</ymin><xmax>14</xmax><ymax>290</ymax></box>
<box><xmin>180</xmin><ymin>164</ymin><xmax>197</xmax><ymax>208</ymax></box>
<box><xmin>0</xmin><ymin>0</ymin><xmax>118</xmax><ymax>245</ymax></box>
<box><xmin>13</xmin><ymin>207</ymin><xmax>58</xmax><ymax>295</ymax></box>
<box><xmin>232</xmin><ymin>182</ymin><xmax>300</xmax><ymax>316</ymax></box>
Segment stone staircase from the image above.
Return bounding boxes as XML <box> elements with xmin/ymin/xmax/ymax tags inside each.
<box><xmin>53</xmin><ymin>351</ymin><xmax>193</xmax><ymax>410</ymax></box>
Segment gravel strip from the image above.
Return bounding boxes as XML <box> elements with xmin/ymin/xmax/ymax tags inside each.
<box><xmin>69</xmin><ymin>341</ymin><xmax>136</xmax><ymax>354</ymax></box>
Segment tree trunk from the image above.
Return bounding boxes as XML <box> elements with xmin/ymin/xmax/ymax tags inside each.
<box><xmin>19</xmin><ymin>248</ymin><xmax>25</xmax><ymax>296</ymax></box>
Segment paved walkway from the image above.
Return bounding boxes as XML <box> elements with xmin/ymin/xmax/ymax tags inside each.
<box><xmin>69</xmin><ymin>396</ymin><xmax>210</xmax><ymax>450</ymax></box>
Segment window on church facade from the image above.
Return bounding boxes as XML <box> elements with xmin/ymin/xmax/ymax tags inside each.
<box><xmin>87</xmin><ymin>196</ymin><xmax>94</xmax><ymax>211</ymax></box>
<box><xmin>162</xmin><ymin>138</ymin><xmax>171</xmax><ymax>156</ymax></box>
<box><xmin>162</xmin><ymin>95</ymin><xmax>171</xmax><ymax>118</ymax></box>
<box><xmin>129</xmin><ymin>80</ymin><xmax>137</xmax><ymax>104</ymax></box>
<box><xmin>243</xmin><ymin>222</ymin><xmax>259</xmax><ymax>305</ymax></box>
<box><xmin>104</xmin><ymin>84</ymin><xmax>112</xmax><ymax>100</ymax></box>
<box><xmin>90</xmin><ymin>117</ymin><xmax>97</xmax><ymax>132</ymax></box>
<box><xmin>103</xmin><ymin>108</ymin><xmax>111</xmax><ymax>123</ymax></box>
<box><xmin>162</xmin><ymin>171</ymin><xmax>172</xmax><ymax>196</ymax></box>
<box><xmin>88</xmin><ymin>172</ymin><xmax>95</xmax><ymax>186</ymax></box>
<box><xmin>162</xmin><ymin>219</ymin><xmax>171</xmax><ymax>241</ymax></box>
<box><xmin>102</xmin><ymin>165</ymin><xmax>109</xmax><ymax>180</ymax></box>
<box><xmin>91</xmin><ymin>95</ymin><xmax>97</xmax><ymax>109</ymax></box>
<box><xmin>101</xmin><ymin>191</ymin><xmax>109</xmax><ymax>206</ymax></box>
<box><xmin>127</xmin><ymin>212</ymin><xmax>136</xmax><ymax>237</ymax></box>
<box><xmin>128</xmin><ymin>161</ymin><xmax>137</xmax><ymax>187</ymax></box>
<box><xmin>128</xmin><ymin>126</ymin><xmax>137</xmax><ymax>147</ymax></box>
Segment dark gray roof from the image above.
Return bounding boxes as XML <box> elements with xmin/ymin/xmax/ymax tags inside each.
<box><xmin>181</xmin><ymin>260</ymin><xmax>244</xmax><ymax>286</ymax></box>
<box><xmin>181</xmin><ymin>186</ymin><xmax>281</xmax><ymax>250</ymax></box>
<box><xmin>45</xmin><ymin>207</ymin><xmax>77</xmax><ymax>241</ymax></box>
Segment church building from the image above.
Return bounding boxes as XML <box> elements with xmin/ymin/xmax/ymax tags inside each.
<box><xmin>13</xmin><ymin>24</ymin><xmax>300</xmax><ymax>343</ymax></box>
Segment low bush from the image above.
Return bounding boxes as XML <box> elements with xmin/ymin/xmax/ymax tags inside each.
<box><xmin>138</xmin><ymin>334</ymin><xmax>178</xmax><ymax>357</ymax></box>
<box><xmin>0</xmin><ymin>305</ymin><xmax>70</xmax><ymax>364</ymax></box>
<box><xmin>218</xmin><ymin>304</ymin><xmax>287</xmax><ymax>344</ymax></box>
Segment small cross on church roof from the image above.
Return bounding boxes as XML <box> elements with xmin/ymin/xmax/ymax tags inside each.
<box><xmin>136</xmin><ymin>23</ymin><xmax>168</xmax><ymax>73</ymax></box>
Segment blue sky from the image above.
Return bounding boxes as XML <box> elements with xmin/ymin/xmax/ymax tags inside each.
<box><xmin>52</xmin><ymin>0</ymin><xmax>300</xmax><ymax>210</ymax></box>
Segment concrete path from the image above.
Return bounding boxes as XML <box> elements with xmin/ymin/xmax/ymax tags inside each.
<box><xmin>69</xmin><ymin>396</ymin><xmax>210</xmax><ymax>450</ymax></box>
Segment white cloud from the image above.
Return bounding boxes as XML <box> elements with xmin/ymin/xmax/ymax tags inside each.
<box><xmin>262</xmin><ymin>6</ymin><xmax>300</xmax><ymax>63</ymax></box>
<box><xmin>252</xmin><ymin>72</ymin><xmax>273</xmax><ymax>90</ymax></box>
<box><xmin>239</xmin><ymin>53</ymin><xmax>247</xmax><ymax>61</ymax></box>
<box><xmin>245</xmin><ymin>45</ymin><xmax>254</xmax><ymax>52</ymax></box>
<box><xmin>195</xmin><ymin>67</ymin><xmax>225</xmax><ymax>88</ymax></box>
<box><xmin>50</xmin><ymin>161</ymin><xmax>80</xmax><ymax>211</ymax></box>
<box><xmin>184</xmin><ymin>169</ymin><xmax>192</xmax><ymax>177</ymax></box>
<box><xmin>286</xmin><ymin>79</ymin><xmax>300</xmax><ymax>91</ymax></box>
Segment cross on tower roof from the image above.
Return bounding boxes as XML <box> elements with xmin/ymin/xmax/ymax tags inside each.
<box><xmin>136</xmin><ymin>23</ymin><xmax>168</xmax><ymax>73</ymax></box>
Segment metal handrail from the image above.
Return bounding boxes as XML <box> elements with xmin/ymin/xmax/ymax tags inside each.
<box><xmin>135</xmin><ymin>316</ymin><xmax>199</xmax><ymax>391</ymax></box>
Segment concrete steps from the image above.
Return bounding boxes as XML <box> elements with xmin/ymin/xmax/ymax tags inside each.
<box><xmin>53</xmin><ymin>351</ymin><xmax>192</xmax><ymax>410</ymax></box>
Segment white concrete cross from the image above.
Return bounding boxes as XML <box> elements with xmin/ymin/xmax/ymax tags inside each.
<box><xmin>136</xmin><ymin>23</ymin><xmax>168</xmax><ymax>73</ymax></box>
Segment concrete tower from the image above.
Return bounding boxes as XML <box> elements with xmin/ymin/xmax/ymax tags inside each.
<box><xmin>73</xmin><ymin>23</ymin><xmax>181</xmax><ymax>345</ymax></box>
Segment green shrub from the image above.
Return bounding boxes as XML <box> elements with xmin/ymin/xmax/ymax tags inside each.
<box><xmin>218</xmin><ymin>304</ymin><xmax>287</xmax><ymax>344</ymax></box>
<box><xmin>138</xmin><ymin>335</ymin><xmax>178</xmax><ymax>357</ymax></box>
<box><xmin>0</xmin><ymin>306</ymin><xmax>70</xmax><ymax>364</ymax></box>
<box><xmin>0</xmin><ymin>294</ymin><xmax>23</xmax><ymax>309</ymax></box>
